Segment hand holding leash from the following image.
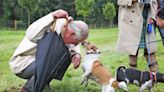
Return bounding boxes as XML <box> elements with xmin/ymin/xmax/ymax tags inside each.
<box><xmin>147</xmin><ymin>18</ymin><xmax>155</xmax><ymax>34</ymax></box>
<box><xmin>52</xmin><ymin>9</ymin><xmax>69</xmax><ymax>19</ymax></box>
<box><xmin>51</xmin><ymin>9</ymin><xmax>74</xmax><ymax>32</ymax></box>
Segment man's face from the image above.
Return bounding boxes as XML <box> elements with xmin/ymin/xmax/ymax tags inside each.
<box><xmin>63</xmin><ymin>24</ymin><xmax>80</xmax><ymax>45</ymax></box>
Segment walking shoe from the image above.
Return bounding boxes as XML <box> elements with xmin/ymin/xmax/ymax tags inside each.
<box><xmin>21</xmin><ymin>75</ymin><xmax>35</xmax><ymax>92</ymax></box>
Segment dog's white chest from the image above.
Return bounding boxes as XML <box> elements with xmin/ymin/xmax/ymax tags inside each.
<box><xmin>82</xmin><ymin>54</ymin><xmax>100</xmax><ymax>71</ymax></box>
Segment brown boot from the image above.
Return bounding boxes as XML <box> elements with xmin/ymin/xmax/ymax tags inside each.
<box><xmin>149</xmin><ymin>61</ymin><xmax>158</xmax><ymax>72</ymax></box>
<box><xmin>144</xmin><ymin>53</ymin><xmax>158</xmax><ymax>72</ymax></box>
<box><xmin>129</xmin><ymin>55</ymin><xmax>138</xmax><ymax>68</ymax></box>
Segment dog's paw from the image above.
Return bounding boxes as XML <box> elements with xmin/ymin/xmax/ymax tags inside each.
<box><xmin>81</xmin><ymin>79</ymin><xmax>84</xmax><ymax>85</ymax></box>
<box><xmin>84</xmin><ymin>82</ymin><xmax>88</xmax><ymax>87</ymax></box>
<box><xmin>81</xmin><ymin>80</ymin><xmax>88</xmax><ymax>87</ymax></box>
<box><xmin>81</xmin><ymin>77</ymin><xmax>89</xmax><ymax>87</ymax></box>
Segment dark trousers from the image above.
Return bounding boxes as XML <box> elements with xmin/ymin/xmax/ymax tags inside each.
<box><xmin>16</xmin><ymin>62</ymin><xmax>36</xmax><ymax>92</ymax></box>
<box><xmin>16</xmin><ymin>62</ymin><xmax>36</xmax><ymax>79</ymax></box>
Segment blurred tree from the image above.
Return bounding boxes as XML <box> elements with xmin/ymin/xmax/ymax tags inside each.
<box><xmin>88</xmin><ymin>0</ymin><xmax>117</xmax><ymax>27</ymax></box>
<box><xmin>75</xmin><ymin>0</ymin><xmax>95</xmax><ymax>21</ymax></box>
<box><xmin>2</xmin><ymin>0</ymin><xmax>22</xmax><ymax>29</ymax></box>
<box><xmin>0</xmin><ymin>0</ymin><xmax>3</xmax><ymax>18</ymax></box>
<box><xmin>0</xmin><ymin>0</ymin><xmax>119</xmax><ymax>29</ymax></box>
<box><xmin>2</xmin><ymin>0</ymin><xmax>20</xmax><ymax>20</ymax></box>
<box><xmin>102</xmin><ymin>2</ymin><xmax>116</xmax><ymax>27</ymax></box>
<box><xmin>32</xmin><ymin>0</ymin><xmax>77</xmax><ymax>22</ymax></box>
<box><xmin>61</xmin><ymin>0</ymin><xmax>77</xmax><ymax>18</ymax></box>
<box><xmin>89</xmin><ymin>0</ymin><xmax>107</xmax><ymax>27</ymax></box>
<box><xmin>111</xmin><ymin>0</ymin><xmax>119</xmax><ymax>24</ymax></box>
<box><xmin>18</xmin><ymin>0</ymin><xmax>41</xmax><ymax>25</ymax></box>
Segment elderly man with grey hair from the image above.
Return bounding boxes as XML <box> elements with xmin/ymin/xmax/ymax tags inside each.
<box><xmin>9</xmin><ymin>9</ymin><xmax>89</xmax><ymax>92</ymax></box>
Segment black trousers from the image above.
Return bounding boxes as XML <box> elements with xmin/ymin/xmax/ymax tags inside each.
<box><xmin>16</xmin><ymin>62</ymin><xmax>36</xmax><ymax>79</ymax></box>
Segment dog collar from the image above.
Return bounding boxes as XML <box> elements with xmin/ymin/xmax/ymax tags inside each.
<box><xmin>86</xmin><ymin>50</ymin><xmax>100</xmax><ymax>54</ymax></box>
<box><xmin>139</xmin><ymin>71</ymin><xmax>143</xmax><ymax>86</ymax></box>
<box><xmin>86</xmin><ymin>52</ymin><xmax>100</xmax><ymax>54</ymax></box>
<box><xmin>150</xmin><ymin>72</ymin><xmax>157</xmax><ymax>86</ymax></box>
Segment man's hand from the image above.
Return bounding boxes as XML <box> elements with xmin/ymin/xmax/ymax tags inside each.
<box><xmin>71</xmin><ymin>54</ymin><xmax>81</xmax><ymax>69</ymax></box>
<box><xmin>52</xmin><ymin>9</ymin><xmax>69</xmax><ymax>19</ymax></box>
<box><xmin>52</xmin><ymin>9</ymin><xmax>73</xmax><ymax>26</ymax></box>
<box><xmin>132</xmin><ymin>0</ymin><xmax>138</xmax><ymax>4</ymax></box>
<box><xmin>67</xmin><ymin>16</ymin><xmax>73</xmax><ymax>22</ymax></box>
<box><xmin>65</xmin><ymin>16</ymin><xmax>74</xmax><ymax>27</ymax></box>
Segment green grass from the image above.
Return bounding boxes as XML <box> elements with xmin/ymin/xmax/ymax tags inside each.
<box><xmin>0</xmin><ymin>29</ymin><xmax>164</xmax><ymax>92</ymax></box>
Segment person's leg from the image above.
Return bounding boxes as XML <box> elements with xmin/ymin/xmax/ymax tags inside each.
<box><xmin>129</xmin><ymin>50</ymin><xmax>139</xmax><ymax>68</ymax></box>
<box><xmin>16</xmin><ymin>62</ymin><xmax>36</xmax><ymax>92</ymax></box>
<box><xmin>16</xmin><ymin>62</ymin><xmax>36</xmax><ymax>79</ymax></box>
<box><xmin>17</xmin><ymin>62</ymin><xmax>51</xmax><ymax>92</ymax></box>
<box><xmin>144</xmin><ymin>49</ymin><xmax>158</xmax><ymax>72</ymax></box>
<box><xmin>21</xmin><ymin>75</ymin><xmax>35</xmax><ymax>92</ymax></box>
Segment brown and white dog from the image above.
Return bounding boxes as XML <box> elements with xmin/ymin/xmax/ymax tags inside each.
<box><xmin>81</xmin><ymin>41</ymin><xmax>128</xmax><ymax>92</ymax></box>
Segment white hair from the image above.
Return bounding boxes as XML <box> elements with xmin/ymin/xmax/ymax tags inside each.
<box><xmin>68</xmin><ymin>20</ymin><xmax>89</xmax><ymax>41</ymax></box>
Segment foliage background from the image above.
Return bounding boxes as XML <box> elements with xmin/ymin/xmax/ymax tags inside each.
<box><xmin>0</xmin><ymin>0</ymin><xmax>117</xmax><ymax>29</ymax></box>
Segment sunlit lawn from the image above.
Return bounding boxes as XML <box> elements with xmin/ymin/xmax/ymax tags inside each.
<box><xmin>0</xmin><ymin>29</ymin><xmax>164</xmax><ymax>92</ymax></box>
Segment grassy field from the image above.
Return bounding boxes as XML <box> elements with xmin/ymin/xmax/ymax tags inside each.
<box><xmin>0</xmin><ymin>29</ymin><xmax>164</xmax><ymax>92</ymax></box>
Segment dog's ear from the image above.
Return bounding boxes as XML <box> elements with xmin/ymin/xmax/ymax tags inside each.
<box><xmin>115</xmin><ymin>65</ymin><xmax>126</xmax><ymax>81</ymax></box>
<box><xmin>117</xmin><ymin>65</ymin><xmax>126</xmax><ymax>71</ymax></box>
<box><xmin>81</xmin><ymin>41</ymin><xmax>89</xmax><ymax>46</ymax></box>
